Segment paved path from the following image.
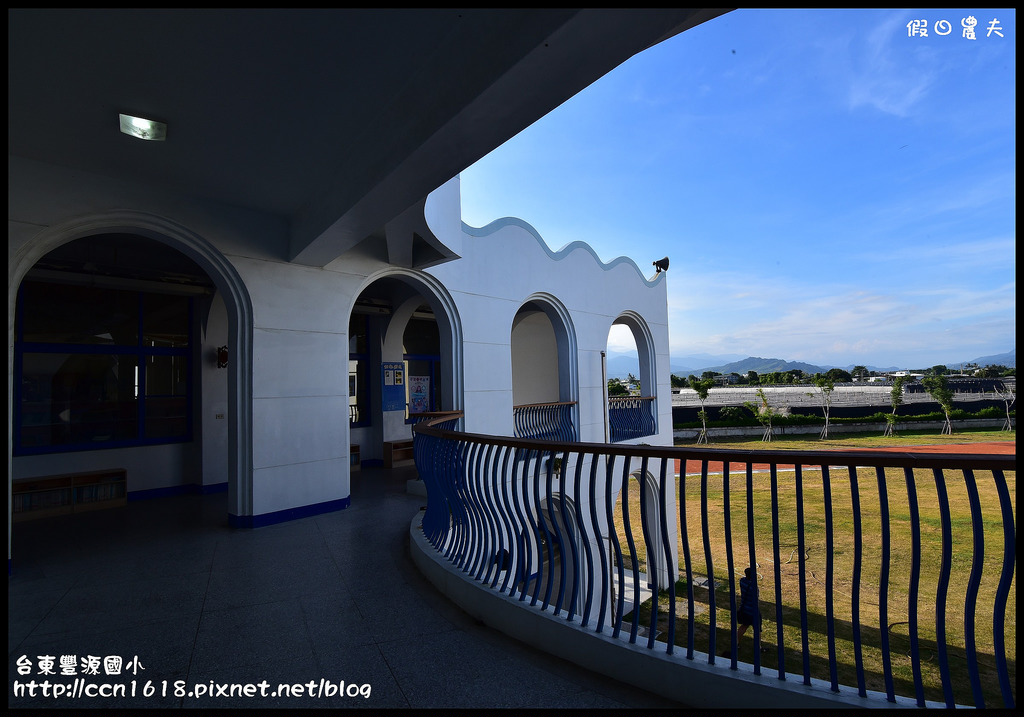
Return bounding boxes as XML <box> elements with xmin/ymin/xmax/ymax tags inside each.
<box><xmin>8</xmin><ymin>465</ymin><xmax>685</xmax><ymax>710</ymax></box>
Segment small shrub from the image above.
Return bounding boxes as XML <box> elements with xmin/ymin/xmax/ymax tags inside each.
<box><xmin>974</xmin><ymin>405</ymin><xmax>1005</xmax><ymax>419</ymax></box>
<box><xmin>775</xmin><ymin>414</ymin><xmax>821</xmax><ymax>426</ymax></box>
<box><xmin>717</xmin><ymin>406</ymin><xmax>751</xmax><ymax>424</ymax></box>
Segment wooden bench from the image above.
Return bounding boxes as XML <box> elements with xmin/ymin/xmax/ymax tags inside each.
<box><xmin>13</xmin><ymin>468</ymin><xmax>127</xmax><ymax>522</ymax></box>
<box><xmin>383</xmin><ymin>439</ymin><xmax>415</xmax><ymax>468</ymax></box>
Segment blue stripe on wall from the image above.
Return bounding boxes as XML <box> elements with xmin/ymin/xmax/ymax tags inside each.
<box><xmin>229</xmin><ymin>496</ymin><xmax>351</xmax><ymax>529</ymax></box>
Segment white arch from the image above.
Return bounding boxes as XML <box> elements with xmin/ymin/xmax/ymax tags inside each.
<box><xmin>611</xmin><ymin>311</ymin><xmax>656</xmax><ymax>397</ymax></box>
<box><xmin>513</xmin><ymin>292</ymin><xmax>580</xmax><ymax>406</ymax></box>
<box><xmin>382</xmin><ymin>295</ymin><xmax>432</xmax><ymax>359</ymax></box>
<box><xmin>347</xmin><ymin>267</ymin><xmax>465</xmax><ymax>416</ymax></box>
<box><xmin>537</xmin><ymin>491</ymin><xmax>588</xmax><ymax>616</ymax></box>
<box><xmin>7</xmin><ymin>211</ymin><xmax>255</xmax><ymax>539</ymax></box>
<box><xmin>612</xmin><ymin>466</ymin><xmax>677</xmax><ymax>593</ymax></box>
<box><xmin>610</xmin><ymin>310</ymin><xmax>659</xmax><ymax>434</ymax></box>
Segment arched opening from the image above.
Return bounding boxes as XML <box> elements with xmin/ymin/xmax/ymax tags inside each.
<box><xmin>510</xmin><ymin>295</ymin><xmax>578</xmax><ymax>441</ymax></box>
<box><xmin>347</xmin><ymin>271</ymin><xmax>462</xmax><ymax>468</ymax></box>
<box><xmin>606</xmin><ymin>313</ymin><xmax>658</xmax><ymax>442</ymax></box>
<box><xmin>9</xmin><ymin>222</ymin><xmax>253</xmax><ymax>550</ymax></box>
<box><xmin>527</xmin><ymin>491</ymin><xmax>587</xmax><ymax>617</ymax></box>
<box><xmin>403</xmin><ymin>315</ymin><xmax>442</xmax><ymax>418</ymax></box>
<box><xmin>610</xmin><ymin>465</ymin><xmax>678</xmax><ymax>634</ymax></box>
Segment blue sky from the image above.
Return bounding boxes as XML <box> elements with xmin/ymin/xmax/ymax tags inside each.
<box><xmin>459</xmin><ymin>9</ymin><xmax>1015</xmax><ymax>370</ymax></box>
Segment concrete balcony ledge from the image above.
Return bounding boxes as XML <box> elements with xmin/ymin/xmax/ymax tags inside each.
<box><xmin>409</xmin><ymin>511</ymin><xmax>936</xmax><ymax>710</ymax></box>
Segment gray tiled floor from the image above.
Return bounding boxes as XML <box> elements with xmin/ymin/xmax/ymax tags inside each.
<box><xmin>8</xmin><ymin>466</ymin><xmax>686</xmax><ymax>710</ymax></box>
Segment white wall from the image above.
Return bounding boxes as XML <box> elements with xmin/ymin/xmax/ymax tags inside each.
<box><xmin>10</xmin><ymin>291</ymin><xmax>231</xmax><ymax>496</ymax></box>
<box><xmin>511</xmin><ymin>311</ymin><xmax>559</xmax><ymax>405</ymax></box>
<box><xmin>429</xmin><ymin>212</ymin><xmax>672</xmax><ymax>446</ymax></box>
<box><xmin>9</xmin><ymin>156</ymin><xmax>360</xmax><ymax>521</ymax></box>
<box><xmin>9</xmin><ymin>161</ymin><xmax>671</xmax><ymax>531</ymax></box>
<box><xmin>12</xmin><ymin>443</ymin><xmax>200</xmax><ymax>494</ymax></box>
<box><xmin>234</xmin><ymin>256</ymin><xmax>354</xmax><ymax>515</ymax></box>
<box><xmin>201</xmin><ymin>292</ymin><xmax>230</xmax><ymax>488</ymax></box>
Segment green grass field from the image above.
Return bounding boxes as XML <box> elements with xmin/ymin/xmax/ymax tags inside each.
<box><xmin>616</xmin><ymin>428</ymin><xmax>1015</xmax><ymax>707</ymax></box>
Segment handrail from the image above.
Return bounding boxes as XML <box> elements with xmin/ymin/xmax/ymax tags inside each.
<box><xmin>512</xmin><ymin>400</ymin><xmax>579</xmax><ymax>409</ymax></box>
<box><xmin>412</xmin><ymin>421</ymin><xmax>1016</xmax><ymax>709</ymax></box>
<box><xmin>410</xmin><ymin>411</ymin><xmax>463</xmax><ymax>433</ymax></box>
<box><xmin>410</xmin><ymin>411</ymin><xmax>464</xmax><ymax>424</ymax></box>
<box><xmin>414</xmin><ymin>422</ymin><xmax>1013</xmax><ymax>470</ymax></box>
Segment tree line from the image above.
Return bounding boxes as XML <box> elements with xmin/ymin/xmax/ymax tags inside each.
<box><xmin>670</xmin><ymin>363</ymin><xmax>1014</xmax><ymax>389</ymax></box>
<box><xmin>670</xmin><ymin>370</ymin><xmax>1015</xmax><ymax>442</ymax></box>
<box><xmin>609</xmin><ymin>364</ymin><xmax>1015</xmax><ymax>441</ymax></box>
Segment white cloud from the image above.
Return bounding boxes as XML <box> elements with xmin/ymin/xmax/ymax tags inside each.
<box><xmin>668</xmin><ymin>274</ymin><xmax>1015</xmax><ymax>366</ymax></box>
<box><xmin>606</xmin><ymin>323</ymin><xmax>639</xmax><ymax>353</ymax></box>
<box><xmin>463</xmin><ymin>9</ymin><xmax>1015</xmax><ymax>369</ymax></box>
<box><xmin>845</xmin><ymin>12</ymin><xmax>938</xmax><ymax>117</ymax></box>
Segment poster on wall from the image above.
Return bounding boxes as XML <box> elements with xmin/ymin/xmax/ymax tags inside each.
<box><xmin>382</xmin><ymin>362</ymin><xmax>406</xmax><ymax>412</ymax></box>
<box><xmin>408</xmin><ymin>376</ymin><xmax>431</xmax><ymax>415</ymax></box>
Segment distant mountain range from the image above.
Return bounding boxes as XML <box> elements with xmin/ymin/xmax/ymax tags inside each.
<box><xmin>605</xmin><ymin>352</ymin><xmax>749</xmax><ymax>379</ymax></box>
<box><xmin>604</xmin><ymin>349</ymin><xmax>1015</xmax><ymax>380</ymax></box>
<box><xmin>961</xmin><ymin>349</ymin><xmax>1015</xmax><ymax>369</ymax></box>
<box><xmin>683</xmin><ymin>356</ymin><xmax>832</xmax><ymax>376</ymax></box>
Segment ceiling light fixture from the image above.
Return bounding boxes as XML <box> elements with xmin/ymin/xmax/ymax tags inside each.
<box><xmin>118</xmin><ymin>113</ymin><xmax>167</xmax><ymax>141</ymax></box>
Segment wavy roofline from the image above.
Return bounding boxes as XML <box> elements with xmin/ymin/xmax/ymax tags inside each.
<box><xmin>462</xmin><ymin>217</ymin><xmax>664</xmax><ymax>288</ymax></box>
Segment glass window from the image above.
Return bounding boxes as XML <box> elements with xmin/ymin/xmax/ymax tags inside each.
<box><xmin>349</xmin><ymin>315</ymin><xmax>370</xmax><ymax>427</ymax></box>
<box><xmin>349</xmin><ymin>314</ymin><xmax>368</xmax><ymax>354</ymax></box>
<box><xmin>144</xmin><ymin>354</ymin><xmax>189</xmax><ymax>438</ymax></box>
<box><xmin>143</xmin><ymin>292</ymin><xmax>190</xmax><ymax>347</ymax></box>
<box><xmin>20</xmin><ymin>282</ymin><xmax>138</xmax><ymax>345</ymax></box>
<box><xmin>349</xmin><ymin>358</ymin><xmax>370</xmax><ymax>426</ymax></box>
<box><xmin>15</xmin><ymin>279</ymin><xmax>193</xmax><ymax>454</ymax></box>
<box><xmin>20</xmin><ymin>352</ymin><xmax>139</xmax><ymax>448</ymax></box>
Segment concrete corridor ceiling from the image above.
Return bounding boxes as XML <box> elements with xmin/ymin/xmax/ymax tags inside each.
<box><xmin>9</xmin><ymin>8</ymin><xmax>728</xmax><ymax>267</ymax></box>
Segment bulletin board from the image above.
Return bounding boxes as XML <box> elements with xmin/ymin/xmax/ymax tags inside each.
<box><xmin>381</xmin><ymin>362</ymin><xmax>405</xmax><ymax>412</ymax></box>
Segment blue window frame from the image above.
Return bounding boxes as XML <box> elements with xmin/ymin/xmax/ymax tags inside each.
<box><xmin>14</xmin><ymin>280</ymin><xmax>193</xmax><ymax>455</ymax></box>
<box><xmin>349</xmin><ymin>314</ymin><xmax>371</xmax><ymax>427</ymax></box>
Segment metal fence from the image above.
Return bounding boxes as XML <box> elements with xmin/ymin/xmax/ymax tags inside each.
<box><xmin>672</xmin><ymin>385</ymin><xmax>1007</xmax><ymax>409</ymax></box>
<box><xmin>413</xmin><ymin>420</ymin><xmax>1016</xmax><ymax>709</ymax></box>
<box><xmin>513</xmin><ymin>401</ymin><xmax>578</xmax><ymax>442</ymax></box>
<box><xmin>608</xmin><ymin>395</ymin><xmax>657</xmax><ymax>442</ymax></box>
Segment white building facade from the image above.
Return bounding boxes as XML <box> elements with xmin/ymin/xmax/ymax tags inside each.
<box><xmin>9</xmin><ymin>168</ymin><xmax>671</xmax><ymax>530</ymax></box>
<box><xmin>8</xmin><ymin>9</ymin><xmax>713</xmax><ymax>568</ymax></box>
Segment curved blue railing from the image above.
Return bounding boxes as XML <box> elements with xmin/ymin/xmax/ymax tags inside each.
<box><xmin>412</xmin><ymin>420</ymin><xmax>1016</xmax><ymax>709</ymax></box>
<box><xmin>513</xmin><ymin>401</ymin><xmax>577</xmax><ymax>442</ymax></box>
<box><xmin>608</xmin><ymin>395</ymin><xmax>656</xmax><ymax>442</ymax></box>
